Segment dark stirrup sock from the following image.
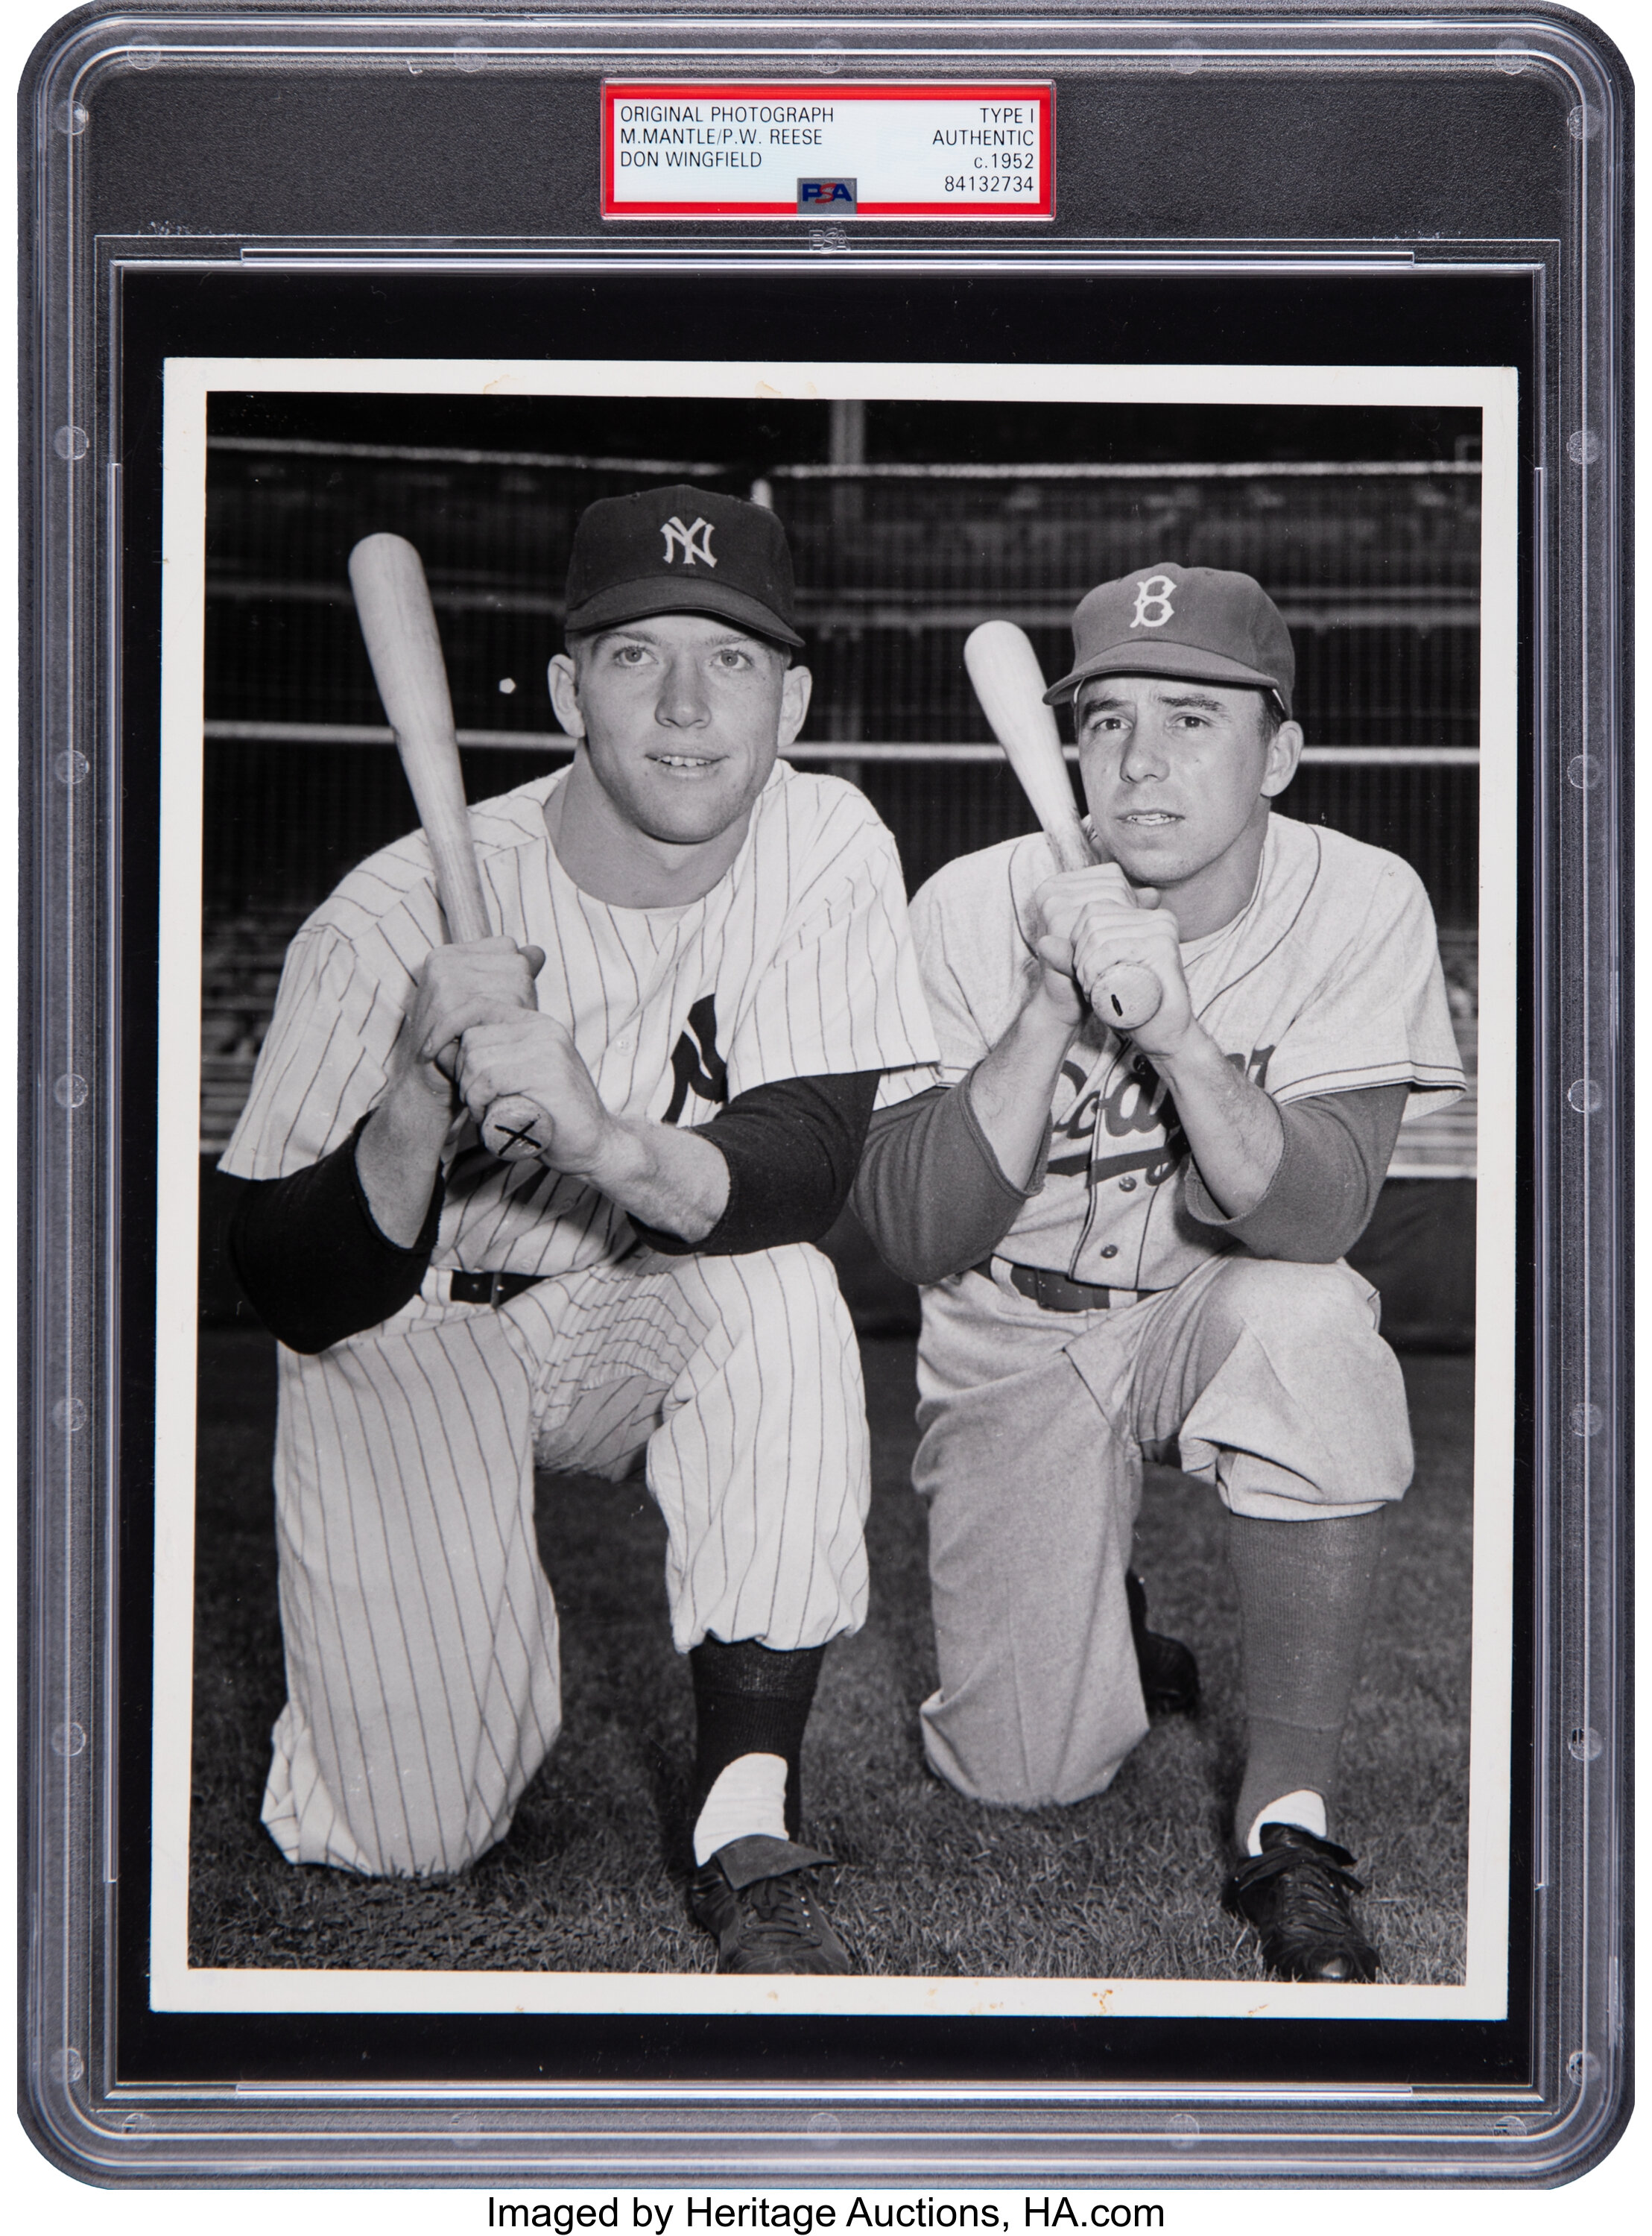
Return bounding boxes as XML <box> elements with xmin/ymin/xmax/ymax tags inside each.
<box><xmin>689</xmin><ymin>1638</ymin><xmax>827</xmax><ymax>1839</ymax></box>
<box><xmin>1226</xmin><ymin>1507</ymin><xmax>1390</xmax><ymax>1848</ymax></box>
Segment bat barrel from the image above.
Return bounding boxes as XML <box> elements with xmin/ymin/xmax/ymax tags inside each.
<box><xmin>963</xmin><ymin>616</ymin><xmax>1163</xmax><ymax>1032</ymax></box>
<box><xmin>349</xmin><ymin>532</ymin><xmax>491</xmax><ymax>944</ymax></box>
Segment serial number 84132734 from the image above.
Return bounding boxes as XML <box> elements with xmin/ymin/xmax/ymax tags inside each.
<box><xmin>944</xmin><ymin>173</ymin><xmax>1039</xmax><ymax>193</ymax></box>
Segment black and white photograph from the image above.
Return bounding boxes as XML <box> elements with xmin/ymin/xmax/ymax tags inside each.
<box><xmin>150</xmin><ymin>356</ymin><xmax>1516</xmax><ymax>2022</ymax></box>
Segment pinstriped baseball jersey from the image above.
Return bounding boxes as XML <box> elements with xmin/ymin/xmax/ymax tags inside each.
<box><xmin>222</xmin><ymin>759</ymin><xmax>937</xmax><ymax>1275</ymax></box>
<box><xmin>883</xmin><ymin>814</ymin><xmax>1465</xmax><ymax>1292</ymax></box>
<box><xmin>230</xmin><ymin>754</ymin><xmax>926</xmax><ymax>1877</ymax></box>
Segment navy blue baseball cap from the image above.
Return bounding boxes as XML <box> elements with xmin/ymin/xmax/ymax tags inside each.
<box><xmin>1044</xmin><ymin>562</ymin><xmax>1295</xmax><ymax>718</ymax></box>
<box><xmin>564</xmin><ymin>482</ymin><xmax>804</xmax><ymax>648</ymax></box>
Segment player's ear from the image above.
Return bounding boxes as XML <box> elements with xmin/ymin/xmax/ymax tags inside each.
<box><xmin>1260</xmin><ymin>718</ymin><xmax>1304</xmax><ymax>798</ymax></box>
<box><xmin>776</xmin><ymin>662</ymin><xmax>813</xmax><ymax>748</ymax></box>
<box><xmin>547</xmin><ymin>652</ymin><xmax>587</xmax><ymax>739</ymax></box>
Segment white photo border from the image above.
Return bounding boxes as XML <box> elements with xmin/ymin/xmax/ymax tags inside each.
<box><xmin>152</xmin><ymin>355</ymin><xmax>1519</xmax><ymax>2021</ymax></box>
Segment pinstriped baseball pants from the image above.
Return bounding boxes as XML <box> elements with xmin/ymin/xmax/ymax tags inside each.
<box><xmin>261</xmin><ymin>1242</ymin><xmax>870</xmax><ymax>1877</ymax></box>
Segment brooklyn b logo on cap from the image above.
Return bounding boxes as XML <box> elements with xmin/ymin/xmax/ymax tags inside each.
<box><xmin>660</xmin><ymin>515</ymin><xmax>717</xmax><ymax>567</ymax></box>
<box><xmin>1130</xmin><ymin>575</ymin><xmax>1177</xmax><ymax>629</ymax></box>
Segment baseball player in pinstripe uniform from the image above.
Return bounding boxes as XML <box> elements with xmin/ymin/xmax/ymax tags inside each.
<box><xmin>221</xmin><ymin>485</ymin><xmax>937</xmax><ymax>1972</ymax></box>
<box><xmin>855</xmin><ymin>565</ymin><xmax>1465</xmax><ymax>1981</ymax></box>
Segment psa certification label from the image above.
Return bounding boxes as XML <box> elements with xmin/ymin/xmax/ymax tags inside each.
<box><xmin>603</xmin><ymin>82</ymin><xmax>1053</xmax><ymax>219</ymax></box>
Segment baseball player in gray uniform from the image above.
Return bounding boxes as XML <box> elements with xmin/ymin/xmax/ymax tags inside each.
<box><xmin>221</xmin><ymin>484</ymin><xmax>937</xmax><ymax>1973</ymax></box>
<box><xmin>855</xmin><ymin>563</ymin><xmax>1465</xmax><ymax>1981</ymax></box>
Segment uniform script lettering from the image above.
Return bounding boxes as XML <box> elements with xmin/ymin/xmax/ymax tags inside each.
<box><xmin>1046</xmin><ymin>1046</ymin><xmax>1274</xmax><ymax>1184</ymax></box>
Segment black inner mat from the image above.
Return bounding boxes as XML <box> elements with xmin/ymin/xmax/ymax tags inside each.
<box><xmin>115</xmin><ymin>261</ymin><xmax>1537</xmax><ymax>2088</ymax></box>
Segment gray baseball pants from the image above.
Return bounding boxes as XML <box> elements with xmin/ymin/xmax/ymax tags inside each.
<box><xmin>913</xmin><ymin>1253</ymin><xmax>1413</xmax><ymax>1808</ymax></box>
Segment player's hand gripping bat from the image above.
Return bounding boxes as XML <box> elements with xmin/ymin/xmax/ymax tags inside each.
<box><xmin>963</xmin><ymin>619</ymin><xmax>1164</xmax><ymax>1032</ymax></box>
<box><xmin>348</xmin><ymin>532</ymin><xmax>552</xmax><ymax>1162</ymax></box>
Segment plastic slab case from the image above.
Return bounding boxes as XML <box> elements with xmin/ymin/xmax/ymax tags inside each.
<box><xmin>18</xmin><ymin>3</ymin><xmax>1631</xmax><ymax>2188</ymax></box>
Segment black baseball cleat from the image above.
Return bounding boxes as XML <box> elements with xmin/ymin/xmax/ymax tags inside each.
<box><xmin>1126</xmin><ymin>1569</ymin><xmax>1200</xmax><ymax>1716</ymax></box>
<box><xmin>1221</xmin><ymin>1822</ymin><xmax>1381</xmax><ymax>1983</ymax></box>
<box><xmin>689</xmin><ymin>1834</ymin><xmax>852</xmax><ymax>1974</ymax></box>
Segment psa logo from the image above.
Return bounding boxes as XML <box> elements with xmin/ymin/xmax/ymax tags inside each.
<box><xmin>797</xmin><ymin>177</ymin><xmax>857</xmax><ymax>212</ymax></box>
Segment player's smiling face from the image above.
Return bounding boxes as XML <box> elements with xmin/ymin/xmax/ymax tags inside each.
<box><xmin>551</xmin><ymin>613</ymin><xmax>809</xmax><ymax>848</ymax></box>
<box><xmin>1074</xmin><ymin>675</ymin><xmax>1303</xmax><ymax>932</ymax></box>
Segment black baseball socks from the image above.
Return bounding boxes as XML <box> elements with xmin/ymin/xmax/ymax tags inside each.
<box><xmin>1226</xmin><ymin>1506</ymin><xmax>1389</xmax><ymax>1851</ymax></box>
<box><xmin>689</xmin><ymin>1638</ymin><xmax>826</xmax><ymax>1854</ymax></box>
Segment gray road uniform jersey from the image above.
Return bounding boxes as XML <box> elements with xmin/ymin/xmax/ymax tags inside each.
<box><xmin>884</xmin><ymin>814</ymin><xmax>1464</xmax><ymax>1290</ymax></box>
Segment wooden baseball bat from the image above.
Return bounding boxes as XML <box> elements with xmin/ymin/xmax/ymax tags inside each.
<box><xmin>347</xmin><ymin>532</ymin><xmax>551</xmax><ymax>1162</ymax></box>
<box><xmin>963</xmin><ymin>619</ymin><xmax>1163</xmax><ymax>1032</ymax></box>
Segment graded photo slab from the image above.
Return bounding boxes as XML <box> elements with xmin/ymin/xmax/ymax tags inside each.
<box><xmin>151</xmin><ymin>356</ymin><xmax>1517</xmax><ymax>2021</ymax></box>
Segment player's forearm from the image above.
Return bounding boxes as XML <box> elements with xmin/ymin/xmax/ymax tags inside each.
<box><xmin>966</xmin><ymin>979</ymin><xmax>1080</xmax><ymax>1190</ymax></box>
<box><xmin>1152</xmin><ymin>1022</ymin><xmax>1285</xmax><ymax>1219</ymax></box>
<box><xmin>356</xmin><ymin>1071</ymin><xmax>457</xmax><ymax>1245</ymax></box>
<box><xmin>577</xmin><ymin>1117</ymin><xmax>732</xmax><ymax>1244</ymax></box>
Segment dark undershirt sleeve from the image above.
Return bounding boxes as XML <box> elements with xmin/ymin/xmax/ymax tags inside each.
<box><xmin>851</xmin><ymin>1070</ymin><xmax>1048</xmax><ymax>1286</ymax></box>
<box><xmin>232</xmin><ymin>1071</ymin><xmax>880</xmax><ymax>1347</ymax></box>
<box><xmin>227</xmin><ymin>1112</ymin><xmax>446</xmax><ymax>1355</ymax></box>
<box><xmin>1182</xmin><ymin>1081</ymin><xmax>1410</xmax><ymax>1263</ymax></box>
<box><xmin>629</xmin><ymin>1070</ymin><xmax>882</xmax><ymax>1257</ymax></box>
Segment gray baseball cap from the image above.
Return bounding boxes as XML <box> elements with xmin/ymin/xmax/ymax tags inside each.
<box><xmin>1044</xmin><ymin>562</ymin><xmax>1295</xmax><ymax>717</ymax></box>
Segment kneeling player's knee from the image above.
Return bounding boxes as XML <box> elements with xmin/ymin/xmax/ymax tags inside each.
<box><xmin>1221</xmin><ymin>1257</ymin><xmax>1378</xmax><ymax>1349</ymax></box>
<box><xmin>1203</xmin><ymin>1258</ymin><xmax>1411</xmax><ymax>1508</ymax></box>
<box><xmin>1223</xmin><ymin>1266</ymin><xmax>1402</xmax><ymax>1436</ymax></box>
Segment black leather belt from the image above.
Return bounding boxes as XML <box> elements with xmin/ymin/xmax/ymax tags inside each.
<box><xmin>449</xmin><ymin>1269</ymin><xmax>547</xmax><ymax>1307</ymax></box>
<box><xmin>972</xmin><ymin>1258</ymin><xmax>1138</xmax><ymax>1313</ymax></box>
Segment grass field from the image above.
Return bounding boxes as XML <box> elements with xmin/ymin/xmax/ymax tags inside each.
<box><xmin>189</xmin><ymin>1330</ymin><xmax>1472</xmax><ymax>1983</ymax></box>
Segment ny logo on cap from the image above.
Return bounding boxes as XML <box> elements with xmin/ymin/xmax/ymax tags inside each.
<box><xmin>660</xmin><ymin>515</ymin><xmax>717</xmax><ymax>568</ymax></box>
<box><xmin>1130</xmin><ymin>575</ymin><xmax>1176</xmax><ymax>629</ymax></box>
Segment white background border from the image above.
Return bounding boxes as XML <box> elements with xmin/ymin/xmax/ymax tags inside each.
<box><xmin>153</xmin><ymin>355</ymin><xmax>1516</xmax><ymax>2024</ymax></box>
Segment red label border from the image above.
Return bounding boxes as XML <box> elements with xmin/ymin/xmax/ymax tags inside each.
<box><xmin>602</xmin><ymin>80</ymin><xmax>1054</xmax><ymax>221</ymax></box>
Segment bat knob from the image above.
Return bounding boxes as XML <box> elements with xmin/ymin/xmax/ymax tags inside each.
<box><xmin>482</xmin><ymin>1094</ymin><xmax>551</xmax><ymax>1163</ymax></box>
<box><xmin>1096</xmin><ymin>963</ymin><xmax>1163</xmax><ymax>1034</ymax></box>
